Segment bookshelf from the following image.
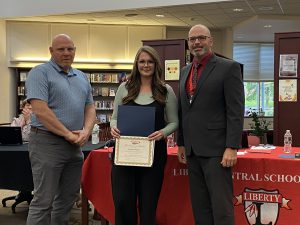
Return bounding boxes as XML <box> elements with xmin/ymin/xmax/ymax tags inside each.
<box><xmin>86</xmin><ymin>70</ymin><xmax>130</xmax><ymax>123</ymax></box>
<box><xmin>15</xmin><ymin>68</ymin><xmax>131</xmax><ymax>123</ymax></box>
<box><xmin>16</xmin><ymin>69</ymin><xmax>30</xmax><ymax>115</ymax></box>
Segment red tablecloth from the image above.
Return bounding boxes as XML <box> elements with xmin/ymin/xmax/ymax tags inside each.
<box><xmin>82</xmin><ymin>146</ymin><xmax>300</xmax><ymax>225</ymax></box>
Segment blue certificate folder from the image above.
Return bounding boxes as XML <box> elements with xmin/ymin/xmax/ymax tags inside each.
<box><xmin>117</xmin><ymin>105</ymin><xmax>155</xmax><ymax>137</ymax></box>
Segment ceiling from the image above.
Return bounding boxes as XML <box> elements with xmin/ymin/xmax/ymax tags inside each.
<box><xmin>7</xmin><ymin>0</ymin><xmax>300</xmax><ymax>42</ymax></box>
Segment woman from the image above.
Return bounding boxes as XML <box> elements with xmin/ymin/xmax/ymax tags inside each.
<box><xmin>11</xmin><ymin>99</ymin><xmax>32</xmax><ymax>142</ymax></box>
<box><xmin>110</xmin><ymin>45</ymin><xmax>178</xmax><ymax>225</ymax></box>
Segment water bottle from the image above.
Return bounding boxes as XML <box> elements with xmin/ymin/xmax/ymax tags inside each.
<box><xmin>283</xmin><ymin>130</ymin><xmax>292</xmax><ymax>153</ymax></box>
<box><xmin>167</xmin><ymin>133</ymin><xmax>175</xmax><ymax>148</ymax></box>
<box><xmin>92</xmin><ymin>124</ymin><xmax>99</xmax><ymax>144</ymax></box>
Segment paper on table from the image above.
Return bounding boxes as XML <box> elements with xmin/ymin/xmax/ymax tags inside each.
<box><xmin>250</xmin><ymin>145</ymin><xmax>276</xmax><ymax>150</ymax></box>
<box><xmin>247</xmin><ymin>145</ymin><xmax>276</xmax><ymax>153</ymax></box>
<box><xmin>237</xmin><ymin>151</ymin><xmax>247</xmax><ymax>156</ymax></box>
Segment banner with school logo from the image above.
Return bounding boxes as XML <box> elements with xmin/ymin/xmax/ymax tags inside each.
<box><xmin>235</xmin><ymin>188</ymin><xmax>291</xmax><ymax>225</ymax></box>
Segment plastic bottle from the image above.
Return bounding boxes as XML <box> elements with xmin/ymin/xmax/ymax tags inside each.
<box><xmin>283</xmin><ymin>130</ymin><xmax>292</xmax><ymax>153</ymax></box>
<box><xmin>92</xmin><ymin>124</ymin><xmax>99</xmax><ymax>144</ymax></box>
<box><xmin>167</xmin><ymin>133</ymin><xmax>175</xmax><ymax>148</ymax></box>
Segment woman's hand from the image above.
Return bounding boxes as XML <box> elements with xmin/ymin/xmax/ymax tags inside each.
<box><xmin>22</xmin><ymin>108</ymin><xmax>32</xmax><ymax>124</ymax></box>
<box><xmin>148</xmin><ymin>130</ymin><xmax>164</xmax><ymax>141</ymax></box>
<box><xmin>111</xmin><ymin>127</ymin><xmax>121</xmax><ymax>139</ymax></box>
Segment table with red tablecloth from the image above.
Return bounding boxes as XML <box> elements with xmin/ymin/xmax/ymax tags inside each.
<box><xmin>82</xmin><ymin>146</ymin><xmax>300</xmax><ymax>225</ymax></box>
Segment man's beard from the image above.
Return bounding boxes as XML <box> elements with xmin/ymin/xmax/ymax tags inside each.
<box><xmin>193</xmin><ymin>46</ymin><xmax>207</xmax><ymax>58</ymax></box>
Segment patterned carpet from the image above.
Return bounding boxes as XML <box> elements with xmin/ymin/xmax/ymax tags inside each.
<box><xmin>0</xmin><ymin>190</ymin><xmax>102</xmax><ymax>225</ymax></box>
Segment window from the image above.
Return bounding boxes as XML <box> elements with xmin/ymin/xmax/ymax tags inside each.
<box><xmin>244</xmin><ymin>81</ymin><xmax>274</xmax><ymax>116</ymax></box>
<box><xmin>233</xmin><ymin>43</ymin><xmax>274</xmax><ymax>116</ymax></box>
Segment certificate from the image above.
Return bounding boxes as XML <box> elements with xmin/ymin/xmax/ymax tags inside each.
<box><xmin>114</xmin><ymin>136</ymin><xmax>155</xmax><ymax>167</ymax></box>
<box><xmin>279</xmin><ymin>54</ymin><xmax>298</xmax><ymax>77</ymax></box>
<box><xmin>279</xmin><ymin>79</ymin><xmax>297</xmax><ymax>102</ymax></box>
<box><xmin>165</xmin><ymin>59</ymin><xmax>180</xmax><ymax>80</ymax></box>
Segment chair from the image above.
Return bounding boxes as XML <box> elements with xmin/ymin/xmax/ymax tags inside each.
<box><xmin>247</xmin><ymin>135</ymin><xmax>260</xmax><ymax>147</ymax></box>
<box><xmin>98</xmin><ymin>122</ymin><xmax>112</xmax><ymax>141</ymax></box>
<box><xmin>2</xmin><ymin>191</ymin><xmax>33</xmax><ymax>213</ymax></box>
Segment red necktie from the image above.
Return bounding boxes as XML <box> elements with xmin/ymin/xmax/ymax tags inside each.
<box><xmin>192</xmin><ymin>63</ymin><xmax>199</xmax><ymax>90</ymax></box>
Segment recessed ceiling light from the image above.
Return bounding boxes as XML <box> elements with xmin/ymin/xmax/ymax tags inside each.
<box><xmin>86</xmin><ymin>18</ymin><xmax>96</xmax><ymax>22</ymax></box>
<box><xmin>264</xmin><ymin>25</ymin><xmax>272</xmax><ymax>28</ymax></box>
<box><xmin>156</xmin><ymin>14</ymin><xmax>165</xmax><ymax>18</ymax></box>
<box><xmin>259</xmin><ymin>6</ymin><xmax>273</xmax><ymax>11</ymax></box>
<box><xmin>236</xmin><ymin>35</ymin><xmax>244</xmax><ymax>39</ymax></box>
<box><xmin>125</xmin><ymin>13</ymin><xmax>139</xmax><ymax>17</ymax></box>
<box><xmin>233</xmin><ymin>8</ymin><xmax>243</xmax><ymax>12</ymax></box>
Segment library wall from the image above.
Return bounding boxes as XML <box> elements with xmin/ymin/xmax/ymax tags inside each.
<box><xmin>2</xmin><ymin>21</ymin><xmax>233</xmax><ymax>122</ymax></box>
<box><xmin>6</xmin><ymin>21</ymin><xmax>166</xmax><ymax>66</ymax></box>
<box><xmin>51</xmin><ymin>23</ymin><xmax>89</xmax><ymax>59</ymax></box>
<box><xmin>0</xmin><ymin>20</ymin><xmax>15</xmax><ymax>123</ymax></box>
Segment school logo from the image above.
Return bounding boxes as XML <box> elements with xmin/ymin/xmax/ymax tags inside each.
<box><xmin>235</xmin><ymin>188</ymin><xmax>291</xmax><ymax>225</ymax></box>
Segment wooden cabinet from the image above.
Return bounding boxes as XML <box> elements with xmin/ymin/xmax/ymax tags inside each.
<box><xmin>142</xmin><ymin>39</ymin><xmax>189</xmax><ymax>96</ymax></box>
<box><xmin>274</xmin><ymin>32</ymin><xmax>300</xmax><ymax>146</ymax></box>
<box><xmin>15</xmin><ymin>68</ymin><xmax>131</xmax><ymax>123</ymax></box>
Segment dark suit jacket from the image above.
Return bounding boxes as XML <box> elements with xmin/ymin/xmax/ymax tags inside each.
<box><xmin>177</xmin><ymin>54</ymin><xmax>244</xmax><ymax>157</ymax></box>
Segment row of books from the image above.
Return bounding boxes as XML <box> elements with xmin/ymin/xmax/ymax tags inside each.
<box><xmin>95</xmin><ymin>100</ymin><xmax>114</xmax><ymax>110</ymax></box>
<box><xmin>87</xmin><ymin>72</ymin><xmax>128</xmax><ymax>83</ymax></box>
<box><xmin>20</xmin><ymin>71</ymin><xmax>129</xmax><ymax>84</ymax></box>
<box><xmin>96</xmin><ymin>114</ymin><xmax>112</xmax><ymax>123</ymax></box>
<box><xmin>92</xmin><ymin>87</ymin><xmax>116</xmax><ymax>97</ymax></box>
<box><xmin>17</xmin><ymin>86</ymin><xmax>25</xmax><ymax>96</ymax></box>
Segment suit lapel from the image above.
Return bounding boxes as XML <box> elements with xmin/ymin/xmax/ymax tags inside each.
<box><xmin>191</xmin><ymin>55</ymin><xmax>217</xmax><ymax>103</ymax></box>
<box><xmin>181</xmin><ymin>64</ymin><xmax>192</xmax><ymax>106</ymax></box>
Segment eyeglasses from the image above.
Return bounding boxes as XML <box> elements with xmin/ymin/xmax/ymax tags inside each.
<box><xmin>138</xmin><ymin>60</ymin><xmax>155</xmax><ymax>66</ymax></box>
<box><xmin>188</xmin><ymin>35</ymin><xmax>210</xmax><ymax>43</ymax></box>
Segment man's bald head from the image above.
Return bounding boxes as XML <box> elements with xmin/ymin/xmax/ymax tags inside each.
<box><xmin>49</xmin><ymin>34</ymin><xmax>76</xmax><ymax>72</ymax></box>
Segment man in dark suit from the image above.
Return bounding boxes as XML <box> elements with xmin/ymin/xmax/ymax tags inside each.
<box><xmin>177</xmin><ymin>24</ymin><xmax>244</xmax><ymax>225</ymax></box>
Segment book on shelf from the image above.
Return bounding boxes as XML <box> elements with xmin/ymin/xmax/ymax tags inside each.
<box><xmin>106</xmin><ymin>114</ymin><xmax>112</xmax><ymax>122</ymax></box>
<box><xmin>92</xmin><ymin>87</ymin><xmax>99</xmax><ymax>96</ymax></box>
<box><xmin>105</xmin><ymin>101</ymin><xmax>113</xmax><ymax>109</ymax></box>
<box><xmin>111</xmin><ymin>73</ymin><xmax>119</xmax><ymax>83</ymax></box>
<box><xmin>19</xmin><ymin>72</ymin><xmax>28</xmax><ymax>82</ymax></box>
<box><xmin>91</xmin><ymin>73</ymin><xmax>101</xmax><ymax>83</ymax></box>
<box><xmin>17</xmin><ymin>86</ymin><xmax>25</xmax><ymax>96</ymax></box>
<box><xmin>109</xmin><ymin>88</ymin><xmax>116</xmax><ymax>96</ymax></box>
<box><xmin>118</xmin><ymin>72</ymin><xmax>128</xmax><ymax>83</ymax></box>
<box><xmin>101</xmin><ymin>87</ymin><xmax>109</xmax><ymax>97</ymax></box>
<box><xmin>97</xmin><ymin>114</ymin><xmax>107</xmax><ymax>123</ymax></box>
<box><xmin>85</xmin><ymin>73</ymin><xmax>91</xmax><ymax>82</ymax></box>
<box><xmin>100</xmin><ymin>73</ymin><xmax>112</xmax><ymax>83</ymax></box>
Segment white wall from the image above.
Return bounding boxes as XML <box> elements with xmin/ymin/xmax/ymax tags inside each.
<box><xmin>0</xmin><ymin>20</ymin><xmax>15</xmax><ymax>123</ymax></box>
<box><xmin>7</xmin><ymin>21</ymin><xmax>166</xmax><ymax>67</ymax></box>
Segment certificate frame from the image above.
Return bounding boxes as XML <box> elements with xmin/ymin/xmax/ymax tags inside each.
<box><xmin>279</xmin><ymin>79</ymin><xmax>297</xmax><ymax>102</ymax></box>
<box><xmin>279</xmin><ymin>54</ymin><xmax>298</xmax><ymax>77</ymax></box>
<box><xmin>165</xmin><ymin>59</ymin><xmax>180</xmax><ymax>81</ymax></box>
<box><xmin>114</xmin><ymin>136</ymin><xmax>155</xmax><ymax>167</ymax></box>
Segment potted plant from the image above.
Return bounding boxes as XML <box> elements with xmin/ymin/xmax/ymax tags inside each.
<box><xmin>248</xmin><ymin>109</ymin><xmax>271</xmax><ymax>144</ymax></box>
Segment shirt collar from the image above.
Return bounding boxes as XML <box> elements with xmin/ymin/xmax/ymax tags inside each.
<box><xmin>49</xmin><ymin>59</ymin><xmax>77</xmax><ymax>77</ymax></box>
<box><xmin>192</xmin><ymin>52</ymin><xmax>213</xmax><ymax>67</ymax></box>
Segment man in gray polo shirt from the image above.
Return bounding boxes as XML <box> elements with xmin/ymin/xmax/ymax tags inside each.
<box><xmin>25</xmin><ymin>34</ymin><xmax>96</xmax><ymax>225</ymax></box>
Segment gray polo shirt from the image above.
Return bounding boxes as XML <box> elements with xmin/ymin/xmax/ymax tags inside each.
<box><xmin>26</xmin><ymin>60</ymin><xmax>94</xmax><ymax>131</ymax></box>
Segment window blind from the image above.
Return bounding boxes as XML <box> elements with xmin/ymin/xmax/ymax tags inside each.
<box><xmin>233</xmin><ymin>43</ymin><xmax>274</xmax><ymax>80</ymax></box>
